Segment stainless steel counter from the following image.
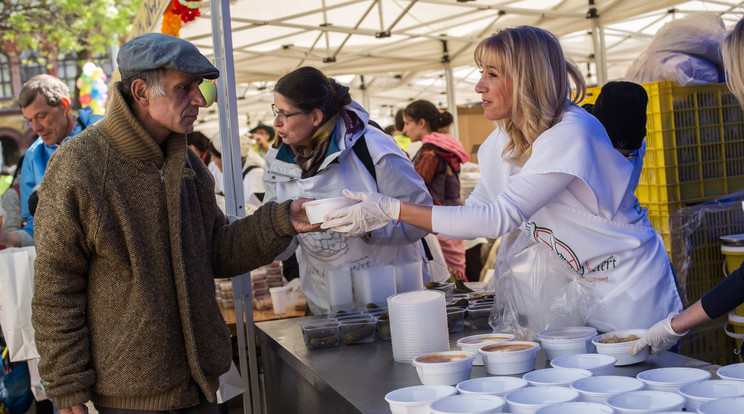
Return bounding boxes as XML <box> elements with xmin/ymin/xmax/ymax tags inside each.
<box><xmin>256</xmin><ymin>317</ymin><xmax>719</xmax><ymax>414</ymax></box>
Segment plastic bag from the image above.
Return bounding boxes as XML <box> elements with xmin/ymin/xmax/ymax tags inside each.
<box><xmin>626</xmin><ymin>13</ymin><xmax>725</xmax><ymax>86</ymax></box>
<box><xmin>488</xmin><ymin>230</ymin><xmax>598</xmax><ymax>340</ymax></box>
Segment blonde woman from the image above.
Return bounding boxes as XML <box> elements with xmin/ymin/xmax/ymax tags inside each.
<box><xmin>324</xmin><ymin>25</ymin><xmax>682</xmax><ymax>332</ymax></box>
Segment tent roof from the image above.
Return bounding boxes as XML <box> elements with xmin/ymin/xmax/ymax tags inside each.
<box><xmin>135</xmin><ymin>0</ymin><xmax>744</xmax><ymax>134</ymax></box>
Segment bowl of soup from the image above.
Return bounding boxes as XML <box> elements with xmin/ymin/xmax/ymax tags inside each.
<box><xmin>457</xmin><ymin>333</ymin><xmax>515</xmax><ymax>365</ymax></box>
<box><xmin>478</xmin><ymin>341</ymin><xmax>540</xmax><ymax>375</ymax></box>
<box><xmin>411</xmin><ymin>350</ymin><xmax>475</xmax><ymax>385</ymax></box>
<box><xmin>592</xmin><ymin>329</ymin><xmax>648</xmax><ymax>366</ymax></box>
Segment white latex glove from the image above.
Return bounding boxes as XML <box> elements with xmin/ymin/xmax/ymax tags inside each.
<box><xmin>630</xmin><ymin>312</ymin><xmax>688</xmax><ymax>356</ymax></box>
<box><xmin>285</xmin><ymin>277</ymin><xmax>301</xmax><ymax>293</ymax></box>
<box><xmin>320</xmin><ymin>189</ymin><xmax>401</xmax><ymax>237</ymax></box>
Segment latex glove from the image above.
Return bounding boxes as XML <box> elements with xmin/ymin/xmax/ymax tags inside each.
<box><xmin>285</xmin><ymin>277</ymin><xmax>301</xmax><ymax>293</ymax></box>
<box><xmin>320</xmin><ymin>189</ymin><xmax>400</xmax><ymax>237</ymax></box>
<box><xmin>630</xmin><ymin>312</ymin><xmax>688</xmax><ymax>356</ymax></box>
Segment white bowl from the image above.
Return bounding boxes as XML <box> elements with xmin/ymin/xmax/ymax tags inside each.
<box><xmin>697</xmin><ymin>396</ymin><xmax>744</xmax><ymax>413</ymax></box>
<box><xmin>679</xmin><ymin>379</ymin><xmax>744</xmax><ymax>412</ymax></box>
<box><xmin>570</xmin><ymin>375</ymin><xmax>645</xmax><ymax>403</ymax></box>
<box><xmin>716</xmin><ymin>363</ymin><xmax>744</xmax><ymax>381</ymax></box>
<box><xmin>534</xmin><ymin>401</ymin><xmax>614</xmax><ymax>414</ymax></box>
<box><xmin>635</xmin><ymin>367</ymin><xmax>711</xmax><ymax>393</ymax></box>
<box><xmin>302</xmin><ymin>197</ymin><xmax>358</xmax><ymax>224</ymax></box>
<box><xmin>536</xmin><ymin>326</ymin><xmax>597</xmax><ymax>360</ymax></box>
<box><xmin>592</xmin><ymin>329</ymin><xmax>649</xmax><ymax>366</ymax></box>
<box><xmin>550</xmin><ymin>353</ymin><xmax>617</xmax><ymax>376</ymax></box>
<box><xmin>411</xmin><ymin>350</ymin><xmax>475</xmax><ymax>385</ymax></box>
<box><xmin>457</xmin><ymin>377</ymin><xmax>528</xmax><ymax>396</ymax></box>
<box><xmin>384</xmin><ymin>384</ymin><xmax>457</xmax><ymax>414</ymax></box>
<box><xmin>505</xmin><ymin>386</ymin><xmax>580</xmax><ymax>414</ymax></box>
<box><xmin>606</xmin><ymin>390</ymin><xmax>685</xmax><ymax>413</ymax></box>
<box><xmin>457</xmin><ymin>333</ymin><xmax>515</xmax><ymax>365</ymax></box>
<box><xmin>522</xmin><ymin>368</ymin><xmax>593</xmax><ymax>388</ymax></box>
<box><xmin>429</xmin><ymin>394</ymin><xmax>506</xmax><ymax>414</ymax></box>
<box><xmin>478</xmin><ymin>341</ymin><xmax>540</xmax><ymax>376</ymax></box>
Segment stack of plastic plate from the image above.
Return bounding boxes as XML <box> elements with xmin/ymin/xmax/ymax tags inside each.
<box><xmin>388</xmin><ymin>290</ymin><xmax>450</xmax><ymax>363</ymax></box>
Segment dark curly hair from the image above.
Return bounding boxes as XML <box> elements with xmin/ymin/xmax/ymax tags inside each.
<box><xmin>274</xmin><ymin>66</ymin><xmax>351</xmax><ymax>124</ymax></box>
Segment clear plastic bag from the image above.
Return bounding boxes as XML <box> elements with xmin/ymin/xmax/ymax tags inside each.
<box><xmin>488</xmin><ymin>230</ymin><xmax>598</xmax><ymax>340</ymax></box>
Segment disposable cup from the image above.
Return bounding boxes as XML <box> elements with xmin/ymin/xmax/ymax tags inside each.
<box><xmin>396</xmin><ymin>261</ymin><xmax>424</xmax><ymax>293</ymax></box>
<box><xmin>326</xmin><ymin>268</ymin><xmax>353</xmax><ymax>311</ymax></box>
<box><xmin>270</xmin><ymin>286</ymin><xmax>288</xmax><ymax>315</ymax></box>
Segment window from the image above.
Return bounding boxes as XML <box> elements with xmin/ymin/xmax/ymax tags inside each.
<box><xmin>0</xmin><ymin>53</ymin><xmax>11</xmax><ymax>98</ymax></box>
<box><xmin>20</xmin><ymin>50</ymin><xmax>47</xmax><ymax>83</ymax></box>
<box><xmin>58</xmin><ymin>51</ymin><xmax>78</xmax><ymax>94</ymax></box>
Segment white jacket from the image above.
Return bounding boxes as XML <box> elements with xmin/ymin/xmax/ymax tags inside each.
<box><xmin>432</xmin><ymin>105</ymin><xmax>682</xmax><ymax>331</ymax></box>
<box><xmin>263</xmin><ymin>101</ymin><xmax>433</xmax><ymax>314</ymax></box>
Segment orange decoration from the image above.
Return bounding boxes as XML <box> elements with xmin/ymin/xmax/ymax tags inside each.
<box><xmin>161</xmin><ymin>0</ymin><xmax>183</xmax><ymax>37</ymax></box>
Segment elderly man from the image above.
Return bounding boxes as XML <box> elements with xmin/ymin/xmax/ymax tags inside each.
<box><xmin>31</xmin><ymin>33</ymin><xmax>318</xmax><ymax>414</ymax></box>
<box><xmin>0</xmin><ymin>75</ymin><xmax>103</xmax><ymax>247</ymax></box>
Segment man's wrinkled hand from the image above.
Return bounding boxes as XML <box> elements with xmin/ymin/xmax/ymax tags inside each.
<box><xmin>289</xmin><ymin>198</ymin><xmax>323</xmax><ymax>234</ymax></box>
<box><xmin>60</xmin><ymin>404</ymin><xmax>88</xmax><ymax>414</ymax></box>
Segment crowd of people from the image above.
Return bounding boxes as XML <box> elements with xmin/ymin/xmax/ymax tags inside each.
<box><xmin>0</xmin><ymin>16</ymin><xmax>742</xmax><ymax>414</ymax></box>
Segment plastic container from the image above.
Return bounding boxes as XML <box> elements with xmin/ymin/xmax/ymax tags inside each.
<box><xmin>384</xmin><ymin>384</ymin><xmax>457</xmax><ymax>414</ymax></box>
<box><xmin>300</xmin><ymin>320</ymin><xmax>340</xmax><ymax>349</ymax></box>
<box><xmin>570</xmin><ymin>375</ymin><xmax>646</xmax><ymax>404</ymax></box>
<box><xmin>504</xmin><ymin>386</ymin><xmax>579</xmax><ymax>414</ymax></box>
<box><xmin>636</xmin><ymin>367</ymin><xmax>711</xmax><ymax>393</ymax></box>
<box><xmin>592</xmin><ymin>329</ymin><xmax>649</xmax><ymax>366</ymax></box>
<box><xmin>466</xmin><ymin>304</ymin><xmax>492</xmax><ymax>330</ymax></box>
<box><xmin>302</xmin><ymin>197</ymin><xmax>358</xmax><ymax>224</ymax></box>
<box><xmin>697</xmin><ymin>396</ymin><xmax>744</xmax><ymax>414</ymax></box>
<box><xmin>606</xmin><ymin>390</ymin><xmax>685</xmax><ymax>414</ymax></box>
<box><xmin>716</xmin><ymin>362</ymin><xmax>744</xmax><ymax>381</ymax></box>
<box><xmin>339</xmin><ymin>318</ymin><xmax>376</xmax><ymax>344</ymax></box>
<box><xmin>479</xmin><ymin>341</ymin><xmax>540</xmax><ymax>376</ymax></box>
<box><xmin>428</xmin><ymin>283</ymin><xmax>454</xmax><ymax>303</ymax></box>
<box><xmin>446</xmin><ymin>307</ymin><xmax>466</xmax><ymax>333</ymax></box>
<box><xmin>429</xmin><ymin>394</ymin><xmax>505</xmax><ymax>414</ymax></box>
<box><xmin>326</xmin><ymin>267</ymin><xmax>354</xmax><ymax>311</ymax></box>
<box><xmin>376</xmin><ymin>314</ymin><xmax>391</xmax><ymax>340</ymax></box>
<box><xmin>456</xmin><ymin>377</ymin><xmax>528</xmax><ymax>397</ymax></box>
<box><xmin>550</xmin><ymin>353</ymin><xmax>617</xmax><ymax>376</ymax></box>
<box><xmin>522</xmin><ymin>367</ymin><xmax>592</xmax><ymax>388</ymax></box>
<box><xmin>679</xmin><ymin>379</ymin><xmax>744</xmax><ymax>412</ymax></box>
<box><xmin>534</xmin><ymin>402</ymin><xmax>613</xmax><ymax>414</ymax></box>
<box><xmin>352</xmin><ymin>265</ymin><xmax>396</xmax><ymax>307</ymax></box>
<box><xmin>536</xmin><ymin>326</ymin><xmax>598</xmax><ymax>360</ymax></box>
<box><xmin>457</xmin><ymin>333</ymin><xmax>515</xmax><ymax>366</ymax></box>
<box><xmin>411</xmin><ymin>351</ymin><xmax>475</xmax><ymax>385</ymax></box>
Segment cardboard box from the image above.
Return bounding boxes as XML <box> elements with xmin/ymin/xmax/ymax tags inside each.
<box><xmin>456</xmin><ymin>105</ymin><xmax>496</xmax><ymax>163</ymax></box>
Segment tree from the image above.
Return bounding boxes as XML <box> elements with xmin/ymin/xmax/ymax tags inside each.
<box><xmin>0</xmin><ymin>0</ymin><xmax>143</xmax><ymax>57</ymax></box>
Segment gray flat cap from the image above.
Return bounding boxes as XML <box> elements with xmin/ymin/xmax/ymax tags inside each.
<box><xmin>118</xmin><ymin>33</ymin><xmax>219</xmax><ymax>80</ymax></box>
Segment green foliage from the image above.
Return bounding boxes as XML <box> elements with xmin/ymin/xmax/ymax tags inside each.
<box><xmin>0</xmin><ymin>0</ymin><xmax>143</xmax><ymax>55</ymax></box>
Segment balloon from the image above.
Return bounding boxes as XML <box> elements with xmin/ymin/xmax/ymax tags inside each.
<box><xmin>91</xmin><ymin>67</ymin><xmax>103</xmax><ymax>80</ymax></box>
<box><xmin>82</xmin><ymin>62</ymin><xmax>96</xmax><ymax>76</ymax></box>
<box><xmin>91</xmin><ymin>89</ymin><xmax>102</xmax><ymax>100</ymax></box>
<box><xmin>199</xmin><ymin>80</ymin><xmax>217</xmax><ymax>108</ymax></box>
<box><xmin>76</xmin><ymin>77</ymin><xmax>83</xmax><ymax>89</ymax></box>
<box><xmin>79</xmin><ymin>94</ymin><xmax>92</xmax><ymax>105</ymax></box>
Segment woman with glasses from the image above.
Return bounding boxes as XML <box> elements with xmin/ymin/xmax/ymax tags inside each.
<box><xmin>263</xmin><ymin>66</ymin><xmax>440</xmax><ymax>315</ymax></box>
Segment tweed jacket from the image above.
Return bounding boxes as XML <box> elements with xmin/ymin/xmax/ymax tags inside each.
<box><xmin>31</xmin><ymin>82</ymin><xmax>296</xmax><ymax>410</ymax></box>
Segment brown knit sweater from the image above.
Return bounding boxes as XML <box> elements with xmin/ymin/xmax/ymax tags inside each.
<box><xmin>31</xmin><ymin>82</ymin><xmax>296</xmax><ymax>410</ymax></box>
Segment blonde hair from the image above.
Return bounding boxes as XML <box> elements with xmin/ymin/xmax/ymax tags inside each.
<box><xmin>723</xmin><ymin>18</ymin><xmax>744</xmax><ymax>106</ymax></box>
<box><xmin>474</xmin><ymin>26</ymin><xmax>586</xmax><ymax>164</ymax></box>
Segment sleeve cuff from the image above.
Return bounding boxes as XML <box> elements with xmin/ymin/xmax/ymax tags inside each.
<box><xmin>56</xmin><ymin>389</ymin><xmax>91</xmax><ymax>409</ymax></box>
<box><xmin>273</xmin><ymin>200</ymin><xmax>297</xmax><ymax>237</ymax></box>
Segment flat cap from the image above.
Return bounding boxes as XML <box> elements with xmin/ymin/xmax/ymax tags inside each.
<box><xmin>118</xmin><ymin>33</ymin><xmax>219</xmax><ymax>80</ymax></box>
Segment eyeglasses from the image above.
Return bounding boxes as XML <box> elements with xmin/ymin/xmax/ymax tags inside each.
<box><xmin>271</xmin><ymin>103</ymin><xmax>305</xmax><ymax>122</ymax></box>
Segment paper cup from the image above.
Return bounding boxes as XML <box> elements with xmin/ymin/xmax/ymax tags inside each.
<box><xmin>270</xmin><ymin>286</ymin><xmax>288</xmax><ymax>314</ymax></box>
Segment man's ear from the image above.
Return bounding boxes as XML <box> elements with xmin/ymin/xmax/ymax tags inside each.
<box><xmin>59</xmin><ymin>97</ymin><xmax>71</xmax><ymax>111</ymax></box>
<box><xmin>131</xmin><ymin>79</ymin><xmax>149</xmax><ymax>106</ymax></box>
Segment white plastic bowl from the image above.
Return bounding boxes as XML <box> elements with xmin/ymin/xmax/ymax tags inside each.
<box><xmin>384</xmin><ymin>384</ymin><xmax>457</xmax><ymax>414</ymax></box>
<box><xmin>550</xmin><ymin>353</ymin><xmax>617</xmax><ymax>376</ymax></box>
<box><xmin>522</xmin><ymin>368</ymin><xmax>593</xmax><ymax>388</ymax></box>
<box><xmin>606</xmin><ymin>390</ymin><xmax>685</xmax><ymax>413</ymax></box>
<box><xmin>457</xmin><ymin>333</ymin><xmax>515</xmax><ymax>365</ymax></box>
<box><xmin>592</xmin><ymin>329</ymin><xmax>649</xmax><ymax>366</ymax></box>
<box><xmin>478</xmin><ymin>341</ymin><xmax>540</xmax><ymax>376</ymax></box>
<box><xmin>504</xmin><ymin>385</ymin><xmax>580</xmax><ymax>414</ymax></box>
<box><xmin>411</xmin><ymin>350</ymin><xmax>475</xmax><ymax>385</ymax></box>
<box><xmin>457</xmin><ymin>376</ymin><xmax>528</xmax><ymax>396</ymax></box>
<box><xmin>534</xmin><ymin>401</ymin><xmax>614</xmax><ymax>414</ymax></box>
<box><xmin>716</xmin><ymin>363</ymin><xmax>744</xmax><ymax>381</ymax></box>
<box><xmin>636</xmin><ymin>367</ymin><xmax>711</xmax><ymax>393</ymax></box>
<box><xmin>536</xmin><ymin>326</ymin><xmax>597</xmax><ymax>360</ymax></box>
<box><xmin>679</xmin><ymin>379</ymin><xmax>744</xmax><ymax>412</ymax></box>
<box><xmin>697</xmin><ymin>396</ymin><xmax>744</xmax><ymax>413</ymax></box>
<box><xmin>302</xmin><ymin>197</ymin><xmax>358</xmax><ymax>224</ymax></box>
<box><xmin>570</xmin><ymin>375</ymin><xmax>645</xmax><ymax>403</ymax></box>
<box><xmin>429</xmin><ymin>394</ymin><xmax>506</xmax><ymax>414</ymax></box>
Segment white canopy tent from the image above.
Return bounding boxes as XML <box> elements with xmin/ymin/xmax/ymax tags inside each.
<box><xmin>127</xmin><ymin>1</ymin><xmax>744</xmax><ymax>413</ymax></box>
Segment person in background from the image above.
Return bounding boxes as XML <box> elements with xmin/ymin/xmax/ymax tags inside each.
<box><xmin>322</xmin><ymin>25</ymin><xmax>682</xmax><ymax>332</ymax></box>
<box><xmin>31</xmin><ymin>33</ymin><xmax>318</xmax><ymax>414</ymax></box>
<box><xmin>0</xmin><ymin>75</ymin><xmax>104</xmax><ymax>248</ymax></box>
<box><xmin>209</xmin><ymin>132</ymin><xmax>265</xmax><ymax>212</ymax></box>
<box><xmin>0</xmin><ymin>156</ymin><xmax>25</xmax><ymax>234</ymax></box>
<box><xmin>403</xmin><ymin>99</ymin><xmax>469</xmax><ymax>278</ymax></box>
<box><xmin>263</xmin><ymin>66</ymin><xmax>434</xmax><ymax>315</ymax></box>
<box><xmin>187</xmin><ymin>130</ymin><xmax>212</xmax><ymax>165</ymax></box>
<box><xmin>249</xmin><ymin>122</ymin><xmax>275</xmax><ymax>158</ymax></box>
<box><xmin>630</xmin><ymin>17</ymin><xmax>744</xmax><ymax>357</ymax></box>
<box><xmin>392</xmin><ymin>109</ymin><xmax>414</xmax><ymax>156</ymax></box>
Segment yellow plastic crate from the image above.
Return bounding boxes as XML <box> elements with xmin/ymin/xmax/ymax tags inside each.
<box><xmin>582</xmin><ymin>81</ymin><xmax>744</xmax><ymax>204</ymax></box>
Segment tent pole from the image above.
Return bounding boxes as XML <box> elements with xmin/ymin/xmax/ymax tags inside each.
<box><xmin>588</xmin><ymin>0</ymin><xmax>607</xmax><ymax>85</ymax></box>
<box><xmin>441</xmin><ymin>40</ymin><xmax>459</xmax><ymax>140</ymax></box>
<box><xmin>210</xmin><ymin>1</ymin><xmax>258</xmax><ymax>414</ymax></box>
